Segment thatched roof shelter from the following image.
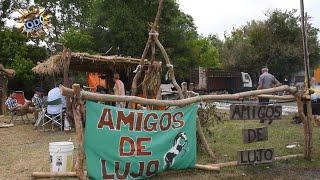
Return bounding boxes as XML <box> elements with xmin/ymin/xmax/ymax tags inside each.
<box><xmin>32</xmin><ymin>50</ymin><xmax>144</xmax><ymax>120</ymax></box>
<box><xmin>32</xmin><ymin>52</ymin><xmax>142</xmax><ymax>75</ymax></box>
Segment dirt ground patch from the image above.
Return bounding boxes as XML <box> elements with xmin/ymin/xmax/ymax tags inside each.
<box><xmin>0</xmin><ymin>115</ymin><xmax>77</xmax><ymax>180</ymax></box>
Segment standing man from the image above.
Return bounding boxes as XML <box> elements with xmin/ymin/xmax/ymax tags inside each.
<box><xmin>113</xmin><ymin>73</ymin><xmax>126</xmax><ymax>108</ymax></box>
<box><xmin>257</xmin><ymin>67</ymin><xmax>281</xmax><ymax>124</ymax></box>
<box><xmin>257</xmin><ymin>67</ymin><xmax>281</xmax><ymax>104</ymax></box>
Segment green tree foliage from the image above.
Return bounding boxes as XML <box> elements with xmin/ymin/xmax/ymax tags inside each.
<box><xmin>0</xmin><ymin>29</ymin><xmax>47</xmax><ymax>93</ymax></box>
<box><xmin>60</xmin><ymin>30</ymin><xmax>95</xmax><ymax>52</ymax></box>
<box><xmin>221</xmin><ymin>9</ymin><xmax>320</xmax><ymax>82</ymax></box>
<box><xmin>187</xmin><ymin>37</ymin><xmax>220</xmax><ymax>68</ymax></box>
<box><xmin>86</xmin><ymin>0</ymin><xmax>219</xmax><ymax>79</ymax></box>
<box><xmin>1</xmin><ymin>0</ymin><xmax>221</xmax><ymax>94</ymax></box>
<box><xmin>36</xmin><ymin>0</ymin><xmax>94</xmax><ymax>40</ymax></box>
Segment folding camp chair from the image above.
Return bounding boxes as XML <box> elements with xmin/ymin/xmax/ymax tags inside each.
<box><xmin>41</xmin><ymin>98</ymin><xmax>63</xmax><ymax>131</ymax></box>
<box><xmin>8</xmin><ymin>108</ymin><xmax>29</xmax><ymax>124</ymax></box>
<box><xmin>13</xmin><ymin>91</ymin><xmax>26</xmax><ymax>105</ymax></box>
<box><xmin>9</xmin><ymin>91</ymin><xmax>29</xmax><ymax>124</ymax></box>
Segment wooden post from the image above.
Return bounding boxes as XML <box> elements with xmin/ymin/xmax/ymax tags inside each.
<box><xmin>153</xmin><ymin>0</ymin><xmax>164</xmax><ymax>28</ymax></box>
<box><xmin>296</xmin><ymin>95</ymin><xmax>313</xmax><ymax>160</ymax></box>
<box><xmin>300</xmin><ymin>0</ymin><xmax>311</xmax><ymax>90</ymax></box>
<box><xmin>62</xmin><ymin>47</ymin><xmax>71</xmax><ymax>88</ymax></box>
<box><xmin>181</xmin><ymin>82</ymin><xmax>188</xmax><ymax>98</ymax></box>
<box><xmin>305</xmin><ymin>99</ymin><xmax>313</xmax><ymax>160</ymax></box>
<box><xmin>130</xmin><ymin>0</ymin><xmax>182</xmax><ymax>105</ymax></box>
<box><xmin>72</xmin><ymin>84</ymin><xmax>85</xmax><ymax>179</ymax></box>
<box><xmin>151</xmin><ymin>41</ymin><xmax>156</xmax><ymax>62</ymax></box>
<box><xmin>155</xmin><ymin>38</ymin><xmax>184</xmax><ymax>99</ymax></box>
<box><xmin>298</xmin><ymin>1</ymin><xmax>313</xmax><ymax>160</ymax></box>
<box><xmin>2</xmin><ymin>78</ymin><xmax>8</xmax><ymax>115</ymax></box>
<box><xmin>130</xmin><ymin>36</ymin><xmax>151</xmax><ymax>99</ymax></box>
<box><xmin>62</xmin><ymin>48</ymin><xmax>73</xmax><ymax>123</ymax></box>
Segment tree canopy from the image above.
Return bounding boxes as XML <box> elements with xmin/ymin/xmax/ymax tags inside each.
<box><xmin>220</xmin><ymin>9</ymin><xmax>320</xmax><ymax>82</ymax></box>
<box><xmin>0</xmin><ymin>1</ymin><xmax>319</xmax><ymax>94</ymax></box>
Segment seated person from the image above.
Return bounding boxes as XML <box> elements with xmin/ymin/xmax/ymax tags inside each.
<box><xmin>5</xmin><ymin>91</ymin><xmax>35</xmax><ymax>115</ymax></box>
<box><xmin>47</xmin><ymin>86</ymin><xmax>66</xmax><ymax>114</ymax></box>
<box><xmin>32</xmin><ymin>87</ymin><xmax>45</xmax><ymax>109</ymax></box>
<box><xmin>32</xmin><ymin>87</ymin><xmax>45</xmax><ymax>121</ymax></box>
<box><xmin>47</xmin><ymin>85</ymin><xmax>71</xmax><ymax>130</ymax></box>
<box><xmin>5</xmin><ymin>91</ymin><xmax>19</xmax><ymax>112</ymax></box>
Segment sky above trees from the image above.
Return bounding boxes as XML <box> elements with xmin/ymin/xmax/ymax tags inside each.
<box><xmin>178</xmin><ymin>0</ymin><xmax>319</xmax><ymax>39</ymax></box>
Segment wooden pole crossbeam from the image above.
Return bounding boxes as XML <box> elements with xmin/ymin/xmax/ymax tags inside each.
<box><xmin>210</xmin><ymin>154</ymin><xmax>304</xmax><ymax>168</ymax></box>
<box><xmin>257</xmin><ymin>94</ymin><xmax>296</xmax><ymax>100</ymax></box>
<box><xmin>61</xmin><ymin>85</ymin><xmax>296</xmax><ymax>106</ymax></box>
<box><xmin>31</xmin><ymin>172</ymin><xmax>79</xmax><ymax>178</ymax></box>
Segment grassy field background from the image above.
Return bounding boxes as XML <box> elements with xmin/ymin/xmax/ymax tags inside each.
<box><xmin>0</xmin><ymin>114</ymin><xmax>320</xmax><ymax>179</ymax></box>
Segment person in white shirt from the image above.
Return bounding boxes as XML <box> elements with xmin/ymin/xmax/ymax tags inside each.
<box><xmin>47</xmin><ymin>86</ymin><xmax>66</xmax><ymax>114</ymax></box>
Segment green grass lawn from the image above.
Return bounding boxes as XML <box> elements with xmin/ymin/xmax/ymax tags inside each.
<box><xmin>200</xmin><ymin>117</ymin><xmax>309</xmax><ymax>163</ymax></box>
<box><xmin>155</xmin><ymin>116</ymin><xmax>320</xmax><ymax>179</ymax></box>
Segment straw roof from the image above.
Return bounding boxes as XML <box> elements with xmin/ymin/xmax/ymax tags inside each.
<box><xmin>32</xmin><ymin>52</ymin><xmax>142</xmax><ymax>75</ymax></box>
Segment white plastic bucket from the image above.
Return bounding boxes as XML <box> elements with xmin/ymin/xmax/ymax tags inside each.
<box><xmin>49</xmin><ymin>142</ymin><xmax>74</xmax><ymax>172</ymax></box>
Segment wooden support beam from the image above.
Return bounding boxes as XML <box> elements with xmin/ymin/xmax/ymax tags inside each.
<box><xmin>153</xmin><ymin>0</ymin><xmax>164</xmax><ymax>29</ymax></box>
<box><xmin>130</xmin><ymin>36</ymin><xmax>151</xmax><ymax>100</ymax></box>
<box><xmin>197</xmin><ymin>118</ymin><xmax>216</xmax><ymax>161</ymax></box>
<box><xmin>296</xmin><ymin>96</ymin><xmax>313</xmax><ymax>160</ymax></box>
<box><xmin>31</xmin><ymin>172</ymin><xmax>78</xmax><ymax>178</ymax></box>
<box><xmin>194</xmin><ymin>164</ymin><xmax>220</xmax><ymax>172</ymax></box>
<box><xmin>257</xmin><ymin>94</ymin><xmax>295</xmax><ymax>100</ymax></box>
<box><xmin>209</xmin><ymin>154</ymin><xmax>303</xmax><ymax>168</ymax></box>
<box><xmin>305</xmin><ymin>99</ymin><xmax>314</xmax><ymax>160</ymax></box>
<box><xmin>61</xmin><ymin>85</ymin><xmax>296</xmax><ymax>107</ymax></box>
<box><xmin>62</xmin><ymin>48</ymin><xmax>73</xmax><ymax>123</ymax></box>
<box><xmin>72</xmin><ymin>84</ymin><xmax>85</xmax><ymax>179</ymax></box>
<box><xmin>1</xmin><ymin>78</ymin><xmax>8</xmax><ymax>115</ymax></box>
<box><xmin>155</xmin><ymin>39</ymin><xmax>184</xmax><ymax>99</ymax></box>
